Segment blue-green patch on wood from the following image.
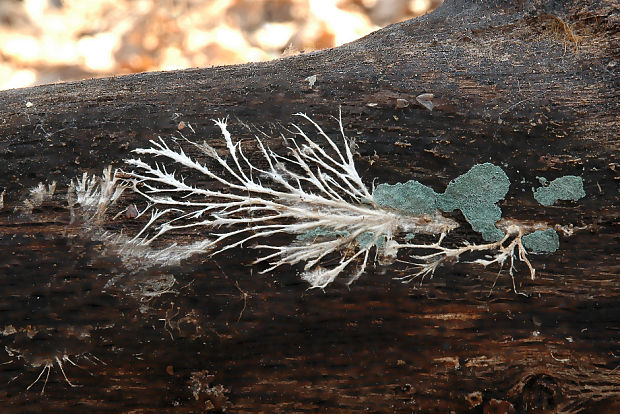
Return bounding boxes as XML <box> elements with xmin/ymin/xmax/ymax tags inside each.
<box><xmin>522</xmin><ymin>229</ymin><xmax>560</xmax><ymax>253</ymax></box>
<box><xmin>437</xmin><ymin>163</ymin><xmax>510</xmax><ymax>241</ymax></box>
<box><xmin>372</xmin><ymin>180</ymin><xmax>438</xmax><ymax>215</ymax></box>
<box><xmin>356</xmin><ymin>232</ymin><xmax>386</xmax><ymax>249</ymax></box>
<box><xmin>533</xmin><ymin>175</ymin><xmax>585</xmax><ymax>206</ymax></box>
<box><xmin>296</xmin><ymin>227</ymin><xmax>350</xmax><ymax>241</ymax></box>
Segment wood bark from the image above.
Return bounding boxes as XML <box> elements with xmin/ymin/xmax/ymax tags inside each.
<box><xmin>0</xmin><ymin>0</ymin><xmax>618</xmax><ymax>412</ymax></box>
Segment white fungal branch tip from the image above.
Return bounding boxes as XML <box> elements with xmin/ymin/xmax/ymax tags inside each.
<box><xmin>123</xmin><ymin>112</ymin><xmax>537</xmax><ymax>289</ymax></box>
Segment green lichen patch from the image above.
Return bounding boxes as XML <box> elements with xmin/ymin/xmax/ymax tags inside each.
<box><xmin>533</xmin><ymin>175</ymin><xmax>585</xmax><ymax>206</ymax></box>
<box><xmin>356</xmin><ymin>232</ymin><xmax>386</xmax><ymax>249</ymax></box>
<box><xmin>437</xmin><ymin>163</ymin><xmax>510</xmax><ymax>241</ymax></box>
<box><xmin>522</xmin><ymin>229</ymin><xmax>560</xmax><ymax>253</ymax></box>
<box><xmin>296</xmin><ymin>227</ymin><xmax>350</xmax><ymax>241</ymax></box>
<box><xmin>372</xmin><ymin>180</ymin><xmax>438</xmax><ymax>215</ymax></box>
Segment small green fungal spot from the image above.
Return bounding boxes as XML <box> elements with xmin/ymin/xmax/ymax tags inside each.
<box><xmin>296</xmin><ymin>227</ymin><xmax>350</xmax><ymax>241</ymax></box>
<box><xmin>437</xmin><ymin>163</ymin><xmax>510</xmax><ymax>241</ymax></box>
<box><xmin>522</xmin><ymin>229</ymin><xmax>560</xmax><ymax>253</ymax></box>
<box><xmin>356</xmin><ymin>232</ymin><xmax>386</xmax><ymax>249</ymax></box>
<box><xmin>536</xmin><ymin>176</ymin><xmax>548</xmax><ymax>186</ymax></box>
<box><xmin>533</xmin><ymin>175</ymin><xmax>585</xmax><ymax>206</ymax></box>
<box><xmin>372</xmin><ymin>180</ymin><xmax>438</xmax><ymax>215</ymax></box>
<box><xmin>404</xmin><ymin>233</ymin><xmax>416</xmax><ymax>242</ymax></box>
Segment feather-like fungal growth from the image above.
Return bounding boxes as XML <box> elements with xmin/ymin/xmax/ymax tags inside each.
<box><xmin>68</xmin><ymin>165</ymin><xmax>126</xmax><ymax>224</ymax></box>
<box><xmin>123</xmin><ymin>112</ymin><xmax>537</xmax><ymax>289</ymax></box>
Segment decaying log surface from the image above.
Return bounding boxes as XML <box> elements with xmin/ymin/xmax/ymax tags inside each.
<box><xmin>0</xmin><ymin>0</ymin><xmax>618</xmax><ymax>412</ymax></box>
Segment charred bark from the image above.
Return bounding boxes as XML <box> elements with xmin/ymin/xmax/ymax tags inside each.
<box><xmin>0</xmin><ymin>0</ymin><xmax>618</xmax><ymax>412</ymax></box>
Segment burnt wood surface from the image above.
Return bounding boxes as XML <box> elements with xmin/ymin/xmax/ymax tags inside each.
<box><xmin>0</xmin><ymin>0</ymin><xmax>619</xmax><ymax>412</ymax></box>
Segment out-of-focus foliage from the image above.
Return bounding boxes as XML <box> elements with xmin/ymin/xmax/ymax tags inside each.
<box><xmin>0</xmin><ymin>0</ymin><xmax>441</xmax><ymax>90</ymax></box>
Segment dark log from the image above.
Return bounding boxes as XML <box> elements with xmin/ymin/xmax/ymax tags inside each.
<box><xmin>0</xmin><ymin>0</ymin><xmax>619</xmax><ymax>412</ymax></box>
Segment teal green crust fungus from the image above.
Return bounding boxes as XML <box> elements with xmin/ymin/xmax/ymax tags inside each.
<box><xmin>296</xmin><ymin>227</ymin><xmax>350</xmax><ymax>241</ymax></box>
<box><xmin>297</xmin><ymin>228</ymin><xmax>386</xmax><ymax>249</ymax></box>
<box><xmin>533</xmin><ymin>175</ymin><xmax>585</xmax><ymax>206</ymax></box>
<box><xmin>372</xmin><ymin>180</ymin><xmax>438</xmax><ymax>215</ymax></box>
<box><xmin>436</xmin><ymin>163</ymin><xmax>510</xmax><ymax>241</ymax></box>
<box><xmin>356</xmin><ymin>232</ymin><xmax>386</xmax><ymax>249</ymax></box>
<box><xmin>522</xmin><ymin>229</ymin><xmax>560</xmax><ymax>253</ymax></box>
<box><xmin>370</xmin><ymin>164</ymin><xmax>511</xmax><ymax>242</ymax></box>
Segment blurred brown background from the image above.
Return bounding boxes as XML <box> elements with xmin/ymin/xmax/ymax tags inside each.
<box><xmin>0</xmin><ymin>0</ymin><xmax>442</xmax><ymax>90</ymax></box>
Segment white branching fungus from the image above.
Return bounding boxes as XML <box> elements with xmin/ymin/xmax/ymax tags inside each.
<box><xmin>394</xmin><ymin>224</ymin><xmax>535</xmax><ymax>293</ymax></box>
<box><xmin>122</xmin><ymin>112</ymin><xmax>537</xmax><ymax>289</ymax></box>
<box><xmin>5</xmin><ymin>340</ymin><xmax>104</xmax><ymax>395</ymax></box>
<box><xmin>24</xmin><ymin>354</ymin><xmax>81</xmax><ymax>394</ymax></box>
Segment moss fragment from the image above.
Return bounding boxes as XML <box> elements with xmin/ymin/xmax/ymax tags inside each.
<box><xmin>522</xmin><ymin>229</ymin><xmax>560</xmax><ymax>253</ymax></box>
<box><xmin>533</xmin><ymin>175</ymin><xmax>585</xmax><ymax>206</ymax></box>
<box><xmin>296</xmin><ymin>227</ymin><xmax>350</xmax><ymax>241</ymax></box>
<box><xmin>373</xmin><ymin>180</ymin><xmax>438</xmax><ymax>215</ymax></box>
<box><xmin>437</xmin><ymin>163</ymin><xmax>510</xmax><ymax>241</ymax></box>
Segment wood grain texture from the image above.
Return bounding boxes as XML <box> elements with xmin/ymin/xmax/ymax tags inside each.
<box><xmin>0</xmin><ymin>0</ymin><xmax>618</xmax><ymax>412</ymax></box>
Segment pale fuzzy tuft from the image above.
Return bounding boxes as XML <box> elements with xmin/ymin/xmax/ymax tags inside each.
<box><xmin>97</xmin><ymin>232</ymin><xmax>213</xmax><ymax>270</ymax></box>
<box><xmin>301</xmin><ymin>267</ymin><xmax>337</xmax><ymax>289</ymax></box>
<box><xmin>67</xmin><ymin>166</ymin><xmax>126</xmax><ymax>224</ymax></box>
<box><xmin>19</xmin><ymin>181</ymin><xmax>56</xmax><ymax>213</ymax></box>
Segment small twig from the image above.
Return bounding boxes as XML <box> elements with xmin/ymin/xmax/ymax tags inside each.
<box><xmin>550</xmin><ymin>352</ymin><xmax>570</xmax><ymax>363</ymax></box>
